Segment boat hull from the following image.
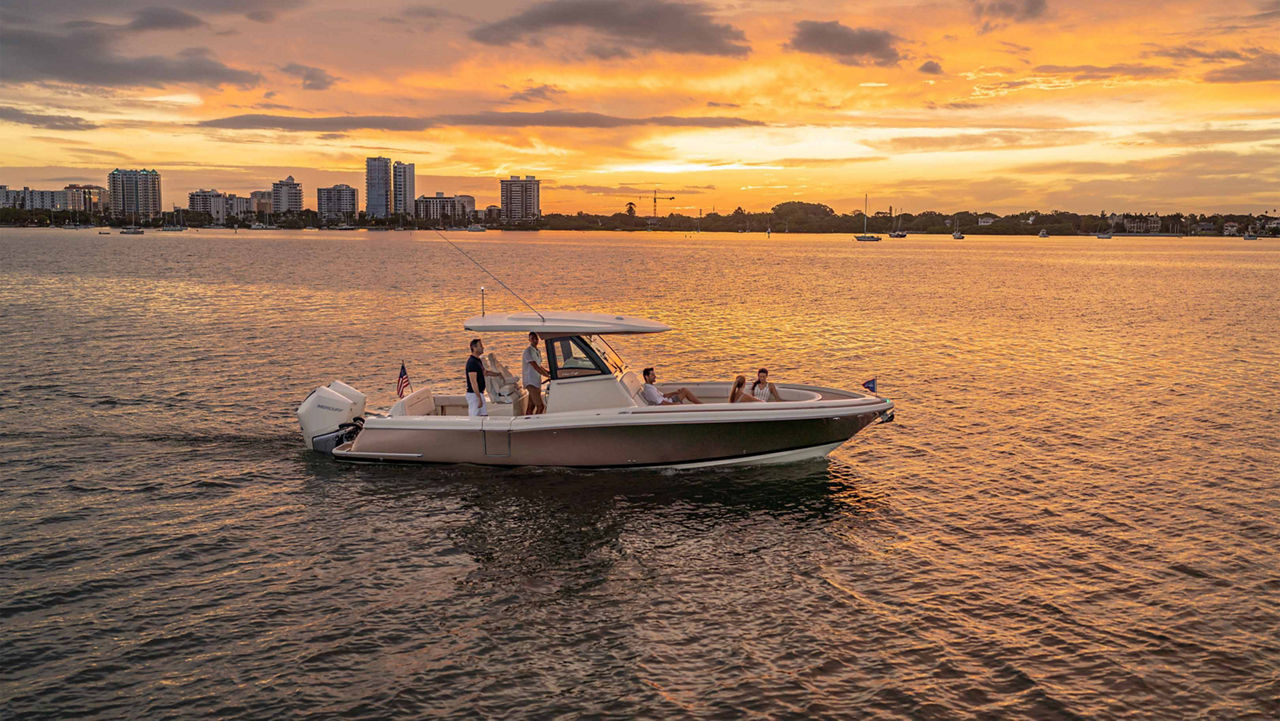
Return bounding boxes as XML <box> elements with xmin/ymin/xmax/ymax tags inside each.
<box><xmin>334</xmin><ymin>407</ymin><xmax>886</xmax><ymax>468</ymax></box>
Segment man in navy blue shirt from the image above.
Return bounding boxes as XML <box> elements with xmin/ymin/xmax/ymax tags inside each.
<box><xmin>465</xmin><ymin>337</ymin><xmax>501</xmax><ymax>416</ymax></box>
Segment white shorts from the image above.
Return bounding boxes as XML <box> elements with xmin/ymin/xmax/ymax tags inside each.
<box><xmin>466</xmin><ymin>392</ymin><xmax>488</xmax><ymax>416</ymax></box>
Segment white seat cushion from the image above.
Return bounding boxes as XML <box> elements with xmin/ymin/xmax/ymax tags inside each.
<box><xmin>389</xmin><ymin>386</ymin><xmax>435</xmax><ymax>416</ymax></box>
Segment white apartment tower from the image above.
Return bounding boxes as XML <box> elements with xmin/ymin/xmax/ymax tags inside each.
<box><xmin>272</xmin><ymin>175</ymin><xmax>303</xmax><ymax>214</ymax></box>
<box><xmin>64</xmin><ymin>184</ymin><xmax>107</xmax><ymax>214</ymax></box>
<box><xmin>365</xmin><ymin>157</ymin><xmax>391</xmax><ymax>219</ymax></box>
<box><xmin>188</xmin><ymin>189</ymin><xmax>227</xmax><ymax>224</ymax></box>
<box><xmin>317</xmin><ymin>184</ymin><xmax>358</xmax><ymax>220</ymax></box>
<box><xmin>108</xmin><ymin>168</ymin><xmax>162</xmax><ymax>219</ymax></box>
<box><xmin>392</xmin><ymin>161</ymin><xmax>415</xmax><ymax>217</ymax></box>
<box><xmin>250</xmin><ymin>190</ymin><xmax>272</xmax><ymax>214</ymax></box>
<box><xmin>414</xmin><ymin>192</ymin><xmax>476</xmax><ymax>222</ymax></box>
<box><xmin>500</xmin><ymin>175</ymin><xmax>540</xmax><ymax>221</ymax></box>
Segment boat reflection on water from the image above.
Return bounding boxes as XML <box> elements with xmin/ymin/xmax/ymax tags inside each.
<box><xmin>298</xmin><ymin>454</ymin><xmax>885</xmax><ymax>592</ymax></box>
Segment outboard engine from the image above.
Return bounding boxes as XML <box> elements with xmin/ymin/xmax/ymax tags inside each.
<box><xmin>298</xmin><ymin>381</ymin><xmax>367</xmax><ymax>452</ymax></box>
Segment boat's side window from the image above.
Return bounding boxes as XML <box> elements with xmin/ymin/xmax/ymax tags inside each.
<box><xmin>547</xmin><ymin>336</ymin><xmax>608</xmax><ymax>379</ymax></box>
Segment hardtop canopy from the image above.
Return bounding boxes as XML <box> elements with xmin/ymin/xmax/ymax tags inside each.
<box><xmin>463</xmin><ymin>311</ymin><xmax>671</xmax><ymax>335</ymax></box>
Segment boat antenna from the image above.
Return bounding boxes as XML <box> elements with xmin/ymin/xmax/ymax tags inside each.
<box><xmin>433</xmin><ymin>230</ymin><xmax>545</xmax><ymax>321</ymax></box>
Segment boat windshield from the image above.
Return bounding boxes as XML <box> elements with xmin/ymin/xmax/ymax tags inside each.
<box><xmin>585</xmin><ymin>335</ymin><xmax>628</xmax><ymax>375</ymax></box>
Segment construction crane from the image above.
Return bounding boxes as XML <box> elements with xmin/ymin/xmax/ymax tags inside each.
<box><xmin>646</xmin><ymin>189</ymin><xmax>675</xmax><ymax>219</ymax></box>
<box><xmin>621</xmin><ymin>187</ymin><xmax>676</xmax><ymax>219</ymax></box>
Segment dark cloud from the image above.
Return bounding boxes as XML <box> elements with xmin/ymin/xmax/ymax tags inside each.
<box><xmin>196</xmin><ymin>110</ymin><xmax>764</xmax><ymax>131</ymax></box>
<box><xmin>918</xmin><ymin>60</ymin><xmax>944</xmax><ymax>74</ymax></box>
<box><xmin>554</xmin><ymin>183</ymin><xmax>712</xmax><ymax>196</ymax></box>
<box><xmin>200</xmin><ymin>114</ymin><xmax>433</xmax><ymax>132</ymax></box>
<box><xmin>469</xmin><ymin>0</ymin><xmax>750</xmax><ymax>58</ymax></box>
<box><xmin>0</xmin><ymin>26</ymin><xmax>261</xmax><ymax>88</ymax></box>
<box><xmin>508</xmin><ymin>84</ymin><xmax>565</xmax><ymax>102</ymax></box>
<box><xmin>784</xmin><ymin>21</ymin><xmax>901</xmax><ymax>67</ymax></box>
<box><xmin>281</xmin><ymin>63</ymin><xmax>340</xmax><ymax>90</ymax></box>
<box><xmin>127</xmin><ymin>7</ymin><xmax>205</xmax><ymax>31</ymax></box>
<box><xmin>1137</xmin><ymin>127</ymin><xmax>1280</xmax><ymax>146</ymax></box>
<box><xmin>200</xmin><ymin>0</ymin><xmax>305</xmax><ymax>14</ymax></box>
<box><xmin>437</xmin><ymin>110</ymin><xmax>762</xmax><ymax>128</ymax></box>
<box><xmin>1253</xmin><ymin>0</ymin><xmax>1280</xmax><ymax>19</ymax></box>
<box><xmin>403</xmin><ymin>4</ymin><xmax>470</xmax><ymax>21</ymax></box>
<box><xmin>706</xmin><ymin>101</ymin><xmax>740</xmax><ymax>108</ymax></box>
<box><xmin>1204</xmin><ymin>52</ymin><xmax>1280</xmax><ymax>82</ymax></box>
<box><xmin>999</xmin><ymin>41</ymin><xmax>1032</xmax><ymax>54</ymax></box>
<box><xmin>1145</xmin><ymin>45</ymin><xmax>1245</xmax><ymax>62</ymax></box>
<box><xmin>1</xmin><ymin>0</ymin><xmax>304</xmax><ymax>22</ymax></box>
<box><xmin>971</xmin><ymin>0</ymin><xmax>1047</xmax><ymax>32</ymax></box>
<box><xmin>971</xmin><ymin>0</ymin><xmax>1047</xmax><ymax>21</ymax></box>
<box><xmin>585</xmin><ymin>44</ymin><xmax>634</xmax><ymax>60</ymax></box>
<box><xmin>1033</xmin><ymin>63</ymin><xmax>1176</xmax><ymax>80</ymax></box>
<box><xmin>871</xmin><ymin>129</ymin><xmax>1096</xmax><ymax>153</ymax></box>
<box><xmin>0</xmin><ymin>105</ymin><xmax>98</xmax><ymax>130</ymax></box>
<box><xmin>246</xmin><ymin>10</ymin><xmax>275</xmax><ymax>22</ymax></box>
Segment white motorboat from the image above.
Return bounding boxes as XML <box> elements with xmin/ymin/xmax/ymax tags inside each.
<box><xmin>1038</xmin><ymin>229</ymin><xmax>1049</xmax><ymax>238</ymax></box>
<box><xmin>298</xmin><ymin>311</ymin><xmax>894</xmax><ymax>469</ymax></box>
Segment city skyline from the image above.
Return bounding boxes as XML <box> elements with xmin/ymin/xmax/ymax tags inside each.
<box><xmin>1</xmin><ymin>1</ymin><xmax>1278</xmax><ymax>215</ymax></box>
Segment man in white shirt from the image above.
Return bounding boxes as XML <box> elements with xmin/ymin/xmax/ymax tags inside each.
<box><xmin>640</xmin><ymin>367</ymin><xmax>702</xmax><ymax>405</ymax></box>
<box><xmin>522</xmin><ymin>332</ymin><xmax>550</xmax><ymax>414</ymax></box>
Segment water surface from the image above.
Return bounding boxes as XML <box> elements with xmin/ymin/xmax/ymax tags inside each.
<box><xmin>2</xmin><ymin>229</ymin><xmax>1278</xmax><ymax>717</ymax></box>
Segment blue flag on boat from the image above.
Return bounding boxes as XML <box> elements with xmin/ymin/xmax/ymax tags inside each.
<box><xmin>861</xmin><ymin>378</ymin><xmax>877</xmax><ymax>394</ymax></box>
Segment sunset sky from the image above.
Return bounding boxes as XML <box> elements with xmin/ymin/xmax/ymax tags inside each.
<box><xmin>2</xmin><ymin>0</ymin><xmax>1278</xmax><ymax>215</ymax></box>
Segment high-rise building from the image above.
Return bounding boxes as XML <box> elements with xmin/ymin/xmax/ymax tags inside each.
<box><xmin>393</xmin><ymin>161</ymin><xmax>415</xmax><ymax>217</ymax></box>
<box><xmin>365</xmin><ymin>157</ymin><xmax>391</xmax><ymax>219</ymax></box>
<box><xmin>63</xmin><ymin>184</ymin><xmax>107</xmax><ymax>215</ymax></box>
<box><xmin>0</xmin><ymin>186</ymin><xmax>20</xmax><ymax>209</ymax></box>
<box><xmin>272</xmin><ymin>175</ymin><xmax>303</xmax><ymax>214</ymax></box>
<box><xmin>317</xmin><ymin>184</ymin><xmax>358</xmax><ymax>220</ymax></box>
<box><xmin>500</xmin><ymin>175</ymin><xmax>540</xmax><ymax>222</ymax></box>
<box><xmin>16</xmin><ymin>188</ymin><xmax>67</xmax><ymax>211</ymax></box>
<box><xmin>226</xmin><ymin>195</ymin><xmax>254</xmax><ymax>219</ymax></box>
<box><xmin>188</xmin><ymin>189</ymin><xmax>227</xmax><ymax>224</ymax></box>
<box><xmin>414</xmin><ymin>192</ymin><xmax>476</xmax><ymax>222</ymax></box>
<box><xmin>250</xmin><ymin>190</ymin><xmax>272</xmax><ymax>214</ymax></box>
<box><xmin>107</xmin><ymin>169</ymin><xmax>162</xmax><ymax>219</ymax></box>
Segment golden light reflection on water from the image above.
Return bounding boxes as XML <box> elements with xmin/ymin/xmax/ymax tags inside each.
<box><xmin>2</xmin><ymin>229</ymin><xmax>1278</xmax><ymax>717</ymax></box>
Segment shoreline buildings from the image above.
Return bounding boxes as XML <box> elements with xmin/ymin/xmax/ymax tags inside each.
<box><xmin>414</xmin><ymin>192</ymin><xmax>476</xmax><ymax>222</ymax></box>
<box><xmin>393</xmin><ymin>162</ymin><xmax>415</xmax><ymax>217</ymax></box>
<box><xmin>318</xmin><ymin>184</ymin><xmax>358</xmax><ymax>221</ymax></box>
<box><xmin>272</xmin><ymin>176</ymin><xmax>303</xmax><ymax>214</ymax></box>
<box><xmin>188</xmin><ymin>189</ymin><xmax>228</xmax><ymax>225</ymax></box>
<box><xmin>500</xmin><ymin>175</ymin><xmax>540</xmax><ymax>222</ymax></box>
<box><xmin>108</xmin><ymin>169</ymin><xmax>161</xmax><ymax>220</ymax></box>
<box><xmin>365</xmin><ymin>157</ymin><xmax>391</xmax><ymax>219</ymax></box>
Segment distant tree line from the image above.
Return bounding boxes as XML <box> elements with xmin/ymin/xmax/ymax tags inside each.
<box><xmin>3</xmin><ymin>201</ymin><xmax>1275</xmax><ymax>236</ymax></box>
<box><xmin>540</xmin><ymin>202</ymin><xmax>1277</xmax><ymax>236</ymax></box>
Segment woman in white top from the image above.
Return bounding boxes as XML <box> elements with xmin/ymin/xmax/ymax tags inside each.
<box><xmin>750</xmin><ymin>368</ymin><xmax>782</xmax><ymax>402</ymax></box>
<box><xmin>728</xmin><ymin>375</ymin><xmax>762</xmax><ymax>403</ymax></box>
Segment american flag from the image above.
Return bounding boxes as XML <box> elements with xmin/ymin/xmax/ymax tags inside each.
<box><xmin>397</xmin><ymin>362</ymin><xmax>412</xmax><ymax>398</ymax></box>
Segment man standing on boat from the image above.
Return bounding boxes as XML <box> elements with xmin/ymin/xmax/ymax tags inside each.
<box><xmin>522</xmin><ymin>332</ymin><xmax>550</xmax><ymax>414</ymax></box>
<box><xmin>466</xmin><ymin>338</ymin><xmax>501</xmax><ymax>416</ymax></box>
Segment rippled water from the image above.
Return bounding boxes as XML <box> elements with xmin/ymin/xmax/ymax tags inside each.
<box><xmin>2</xmin><ymin>228</ymin><xmax>1278</xmax><ymax>718</ymax></box>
